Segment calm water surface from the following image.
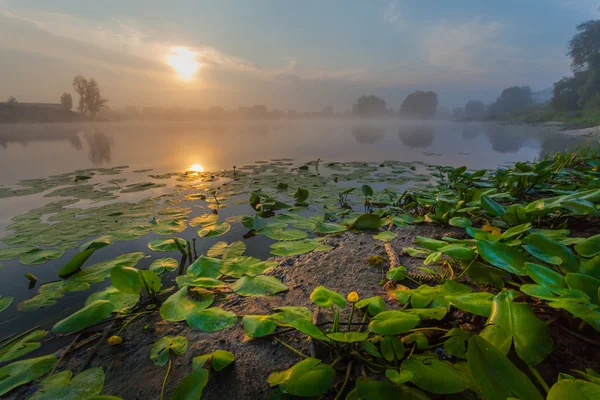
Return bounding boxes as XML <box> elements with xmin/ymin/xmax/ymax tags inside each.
<box><xmin>0</xmin><ymin>120</ymin><xmax>583</xmax><ymax>345</ymax></box>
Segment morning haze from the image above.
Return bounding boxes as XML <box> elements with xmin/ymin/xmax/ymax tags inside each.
<box><xmin>2</xmin><ymin>2</ymin><xmax>600</xmax><ymax>400</ymax></box>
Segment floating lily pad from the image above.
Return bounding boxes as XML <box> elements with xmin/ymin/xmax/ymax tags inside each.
<box><xmin>29</xmin><ymin>367</ymin><xmax>105</xmax><ymax>400</ymax></box>
<box><xmin>0</xmin><ymin>355</ymin><xmax>57</xmax><ymax>397</ymax></box>
<box><xmin>261</xmin><ymin>228</ymin><xmax>308</xmax><ymax>241</ymax></box>
<box><xmin>207</xmin><ymin>241</ymin><xmax>246</xmax><ymax>259</ymax></box>
<box><xmin>20</xmin><ymin>248</ymin><xmax>65</xmax><ymax>265</ymax></box>
<box><xmin>149</xmin><ymin>257</ymin><xmax>178</xmax><ymax>274</ymax></box>
<box><xmin>71</xmin><ymin>252</ymin><xmax>144</xmax><ymax>283</ymax></box>
<box><xmin>148</xmin><ymin>238</ymin><xmax>186</xmax><ymax>252</ymax></box>
<box><xmin>198</xmin><ymin>222</ymin><xmax>231</xmax><ymax>238</ymax></box>
<box><xmin>0</xmin><ymin>296</ymin><xmax>14</xmax><ymax>313</ymax></box>
<box><xmin>187</xmin><ymin>256</ymin><xmax>222</xmax><ymax>278</ymax></box>
<box><xmin>242</xmin><ymin>315</ymin><xmax>276</xmax><ymax>338</ymax></box>
<box><xmin>0</xmin><ymin>329</ymin><xmax>47</xmax><ymax>363</ymax></box>
<box><xmin>85</xmin><ymin>286</ymin><xmax>139</xmax><ymax>312</ymax></box>
<box><xmin>52</xmin><ymin>300</ymin><xmax>115</xmax><ymax>333</ymax></box>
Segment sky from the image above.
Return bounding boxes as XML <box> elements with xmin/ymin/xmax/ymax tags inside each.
<box><xmin>0</xmin><ymin>0</ymin><xmax>598</xmax><ymax>111</ymax></box>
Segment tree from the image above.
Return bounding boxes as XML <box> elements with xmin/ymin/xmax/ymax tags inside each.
<box><xmin>489</xmin><ymin>86</ymin><xmax>533</xmax><ymax>117</ymax></box>
<box><xmin>72</xmin><ymin>75</ymin><xmax>107</xmax><ymax>118</ymax></box>
<box><xmin>84</xmin><ymin>78</ymin><xmax>107</xmax><ymax>118</ymax></box>
<box><xmin>399</xmin><ymin>91</ymin><xmax>438</xmax><ymax>119</ymax></box>
<box><xmin>452</xmin><ymin>107</ymin><xmax>465</xmax><ymax>120</ymax></box>
<box><xmin>73</xmin><ymin>75</ymin><xmax>88</xmax><ymax>115</ymax></box>
<box><xmin>60</xmin><ymin>93</ymin><xmax>73</xmax><ymax>110</ymax></box>
<box><xmin>551</xmin><ymin>19</ymin><xmax>600</xmax><ymax>111</ymax></box>
<box><xmin>352</xmin><ymin>95</ymin><xmax>387</xmax><ymax>117</ymax></box>
<box><xmin>568</xmin><ymin>20</ymin><xmax>600</xmax><ymax>72</ymax></box>
<box><xmin>6</xmin><ymin>96</ymin><xmax>17</xmax><ymax>105</ymax></box>
<box><xmin>464</xmin><ymin>100</ymin><xmax>486</xmax><ymax>119</ymax></box>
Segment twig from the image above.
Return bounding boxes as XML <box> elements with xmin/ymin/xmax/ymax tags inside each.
<box><xmin>557</xmin><ymin>324</ymin><xmax>600</xmax><ymax>347</ymax></box>
<box><xmin>79</xmin><ymin>320</ymin><xmax>116</xmax><ymax>372</ymax></box>
<box><xmin>50</xmin><ymin>332</ymin><xmax>82</xmax><ymax>376</ymax></box>
<box><xmin>333</xmin><ymin>361</ymin><xmax>353</xmax><ymax>400</ymax></box>
<box><xmin>0</xmin><ymin>325</ymin><xmax>40</xmax><ymax>347</ymax></box>
<box><xmin>274</xmin><ymin>337</ymin><xmax>308</xmax><ymax>358</ymax></box>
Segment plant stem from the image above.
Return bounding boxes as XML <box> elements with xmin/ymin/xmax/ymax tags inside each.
<box><xmin>333</xmin><ymin>361</ymin><xmax>353</xmax><ymax>400</ymax></box>
<box><xmin>0</xmin><ymin>325</ymin><xmax>39</xmax><ymax>347</ymax></box>
<box><xmin>160</xmin><ymin>356</ymin><xmax>172</xmax><ymax>400</ymax></box>
<box><xmin>407</xmin><ymin>343</ymin><xmax>417</xmax><ymax>359</ymax></box>
<box><xmin>406</xmin><ymin>327</ymin><xmax>449</xmax><ymax>333</ymax></box>
<box><xmin>50</xmin><ymin>332</ymin><xmax>82</xmax><ymax>376</ymax></box>
<box><xmin>557</xmin><ymin>325</ymin><xmax>600</xmax><ymax>347</ymax></box>
<box><xmin>454</xmin><ymin>257</ymin><xmax>477</xmax><ymax>280</ymax></box>
<box><xmin>274</xmin><ymin>337</ymin><xmax>308</xmax><ymax>358</ymax></box>
<box><xmin>117</xmin><ymin>313</ymin><xmax>144</xmax><ymax>335</ymax></box>
<box><xmin>356</xmin><ymin>312</ymin><xmax>368</xmax><ymax>333</ymax></box>
<box><xmin>528</xmin><ymin>365</ymin><xmax>550</xmax><ymax>394</ymax></box>
<box><xmin>347</xmin><ymin>304</ymin><xmax>356</xmax><ymax>331</ymax></box>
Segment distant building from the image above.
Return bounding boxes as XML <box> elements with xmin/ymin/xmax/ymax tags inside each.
<box><xmin>6</xmin><ymin>103</ymin><xmax>64</xmax><ymax>110</ymax></box>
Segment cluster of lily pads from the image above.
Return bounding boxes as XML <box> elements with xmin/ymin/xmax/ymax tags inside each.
<box><xmin>1</xmin><ymin>148</ymin><xmax>600</xmax><ymax>398</ymax></box>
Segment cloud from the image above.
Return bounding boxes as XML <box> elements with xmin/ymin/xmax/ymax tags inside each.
<box><xmin>382</xmin><ymin>0</ymin><xmax>406</xmax><ymax>30</ymax></box>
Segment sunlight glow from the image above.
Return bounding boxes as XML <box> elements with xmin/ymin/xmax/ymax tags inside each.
<box><xmin>189</xmin><ymin>163</ymin><xmax>204</xmax><ymax>173</ymax></box>
<box><xmin>167</xmin><ymin>47</ymin><xmax>200</xmax><ymax>80</ymax></box>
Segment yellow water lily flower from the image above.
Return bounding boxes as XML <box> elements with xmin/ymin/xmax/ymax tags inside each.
<box><xmin>107</xmin><ymin>335</ymin><xmax>123</xmax><ymax>345</ymax></box>
<box><xmin>347</xmin><ymin>292</ymin><xmax>359</xmax><ymax>303</ymax></box>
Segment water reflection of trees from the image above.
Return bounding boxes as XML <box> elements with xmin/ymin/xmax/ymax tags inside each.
<box><xmin>398</xmin><ymin>124</ymin><xmax>434</xmax><ymax>148</ymax></box>
<box><xmin>84</xmin><ymin>129</ymin><xmax>113</xmax><ymax>165</ymax></box>
<box><xmin>461</xmin><ymin>124</ymin><xmax>481</xmax><ymax>139</ymax></box>
<box><xmin>485</xmin><ymin>124</ymin><xmax>524</xmax><ymax>153</ymax></box>
<box><xmin>352</xmin><ymin>125</ymin><xmax>385</xmax><ymax>144</ymax></box>
<box><xmin>0</xmin><ymin>125</ymin><xmax>82</xmax><ymax>149</ymax></box>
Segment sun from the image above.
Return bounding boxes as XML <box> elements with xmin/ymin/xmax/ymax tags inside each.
<box><xmin>189</xmin><ymin>163</ymin><xmax>204</xmax><ymax>173</ymax></box>
<box><xmin>167</xmin><ymin>47</ymin><xmax>200</xmax><ymax>81</ymax></box>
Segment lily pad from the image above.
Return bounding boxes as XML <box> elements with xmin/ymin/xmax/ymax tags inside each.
<box><xmin>150</xmin><ymin>336</ymin><xmax>188</xmax><ymax>367</ymax></box>
<box><xmin>207</xmin><ymin>241</ymin><xmax>246</xmax><ymax>259</ymax></box>
<box><xmin>232</xmin><ymin>275</ymin><xmax>288</xmax><ymax>296</ymax></box>
<box><xmin>20</xmin><ymin>248</ymin><xmax>65</xmax><ymax>265</ymax></box>
<box><xmin>149</xmin><ymin>257</ymin><xmax>178</xmax><ymax>274</ymax></box>
<box><xmin>261</xmin><ymin>228</ymin><xmax>308</xmax><ymax>241</ymax></box>
<box><xmin>373</xmin><ymin>231</ymin><xmax>397</xmax><ymax>242</ymax></box>
<box><xmin>52</xmin><ymin>300</ymin><xmax>115</xmax><ymax>333</ymax></box>
<box><xmin>368</xmin><ymin>311</ymin><xmax>420</xmax><ymax>335</ymax></box>
<box><xmin>242</xmin><ymin>315</ymin><xmax>276</xmax><ymax>338</ymax></box>
<box><xmin>192</xmin><ymin>350</ymin><xmax>235</xmax><ymax>372</ymax></box>
<box><xmin>310</xmin><ymin>286</ymin><xmax>347</xmax><ymax>308</ymax></box>
<box><xmin>30</xmin><ymin>367</ymin><xmax>105</xmax><ymax>400</ymax></box>
<box><xmin>160</xmin><ymin>287</ymin><xmax>214</xmax><ymax>322</ymax></box>
<box><xmin>0</xmin><ymin>355</ymin><xmax>57</xmax><ymax>397</ymax></box>
<box><xmin>148</xmin><ymin>238</ymin><xmax>186</xmax><ymax>252</ymax></box>
<box><xmin>187</xmin><ymin>256</ymin><xmax>222</xmax><ymax>278</ymax></box>
<box><xmin>0</xmin><ymin>329</ymin><xmax>47</xmax><ymax>363</ymax></box>
<box><xmin>402</xmin><ymin>354</ymin><xmax>471</xmax><ymax>394</ymax></box>
<box><xmin>270</xmin><ymin>240</ymin><xmax>316</xmax><ymax>256</ymax></box>
<box><xmin>186</xmin><ymin>307</ymin><xmax>237</xmax><ymax>332</ymax></box>
<box><xmin>268</xmin><ymin>358</ymin><xmax>335</xmax><ymax>397</ymax></box>
<box><xmin>220</xmin><ymin>256</ymin><xmax>277</xmax><ymax>278</ymax></box>
<box><xmin>85</xmin><ymin>286</ymin><xmax>139</xmax><ymax>312</ymax></box>
<box><xmin>477</xmin><ymin>240</ymin><xmax>527</xmax><ymax>275</ymax></box>
<box><xmin>197</xmin><ymin>222</ymin><xmax>230</xmax><ymax>238</ymax></box>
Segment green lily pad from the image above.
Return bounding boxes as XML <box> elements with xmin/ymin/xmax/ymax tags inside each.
<box><xmin>0</xmin><ymin>355</ymin><xmax>57</xmax><ymax>397</ymax></box>
<box><xmin>368</xmin><ymin>311</ymin><xmax>420</xmax><ymax>335</ymax></box>
<box><xmin>186</xmin><ymin>307</ymin><xmax>237</xmax><ymax>332</ymax></box>
<box><xmin>0</xmin><ymin>296</ymin><xmax>14</xmax><ymax>313</ymax></box>
<box><xmin>189</xmin><ymin>214</ymin><xmax>219</xmax><ymax>227</ymax></box>
<box><xmin>261</xmin><ymin>228</ymin><xmax>308</xmax><ymax>241</ymax></box>
<box><xmin>192</xmin><ymin>350</ymin><xmax>235</xmax><ymax>372</ymax></box>
<box><xmin>207</xmin><ymin>241</ymin><xmax>246</xmax><ymax>259</ymax></box>
<box><xmin>270</xmin><ymin>240</ymin><xmax>316</xmax><ymax>256</ymax></box>
<box><xmin>150</xmin><ymin>336</ymin><xmax>188</xmax><ymax>367</ymax></box>
<box><xmin>547</xmin><ymin>378</ymin><xmax>600</xmax><ymax>400</ymax></box>
<box><xmin>171</xmin><ymin>369</ymin><xmax>209</xmax><ymax>400</ymax></box>
<box><xmin>160</xmin><ymin>287</ymin><xmax>214</xmax><ymax>322</ymax></box>
<box><xmin>352</xmin><ymin>214</ymin><xmax>384</xmax><ymax>230</ymax></box>
<box><xmin>187</xmin><ymin>256</ymin><xmax>222</xmax><ymax>278</ymax></box>
<box><xmin>446</xmin><ymin>292</ymin><xmax>494</xmax><ymax>317</ymax></box>
<box><xmin>449</xmin><ymin>217</ymin><xmax>472</xmax><ymax>228</ymax></box>
<box><xmin>480</xmin><ymin>290</ymin><xmax>553</xmax><ymax>366</ymax></box>
<box><xmin>467</xmin><ymin>336</ymin><xmax>543</xmax><ymax>400</ymax></box>
<box><xmin>197</xmin><ymin>222</ymin><xmax>230</xmax><ymax>238</ymax></box>
<box><xmin>477</xmin><ymin>240</ymin><xmax>527</xmax><ymax>275</ymax></box>
<box><xmin>575</xmin><ymin>234</ymin><xmax>600</xmax><ymax>258</ymax></box>
<box><xmin>373</xmin><ymin>231</ymin><xmax>397</xmax><ymax>242</ymax></box>
<box><xmin>268</xmin><ymin>358</ymin><xmax>335</xmax><ymax>397</ymax></box>
<box><xmin>85</xmin><ymin>286</ymin><xmax>139</xmax><ymax>312</ymax></box>
<box><xmin>29</xmin><ymin>367</ymin><xmax>105</xmax><ymax>400</ymax></box>
<box><xmin>314</xmin><ymin>222</ymin><xmax>347</xmax><ymax>235</ymax></box>
<box><xmin>110</xmin><ymin>266</ymin><xmax>142</xmax><ymax>295</ymax></box>
<box><xmin>220</xmin><ymin>256</ymin><xmax>277</xmax><ymax>278</ymax></box>
<box><xmin>0</xmin><ymin>246</ymin><xmax>36</xmax><ymax>261</ymax></box>
<box><xmin>20</xmin><ymin>248</ymin><xmax>65</xmax><ymax>265</ymax></box>
<box><xmin>242</xmin><ymin>315</ymin><xmax>276</xmax><ymax>338</ymax></box>
<box><xmin>355</xmin><ymin>376</ymin><xmax>429</xmax><ymax>400</ymax></box>
<box><xmin>149</xmin><ymin>257</ymin><xmax>178</xmax><ymax>274</ymax></box>
<box><xmin>402</xmin><ymin>354</ymin><xmax>471</xmax><ymax>394</ymax></box>
<box><xmin>327</xmin><ymin>332</ymin><xmax>369</xmax><ymax>343</ymax></box>
<box><xmin>355</xmin><ymin>296</ymin><xmax>386</xmax><ymax>315</ymax></box>
<box><xmin>52</xmin><ymin>300</ymin><xmax>115</xmax><ymax>333</ymax></box>
<box><xmin>310</xmin><ymin>286</ymin><xmax>347</xmax><ymax>308</ymax></box>
<box><xmin>232</xmin><ymin>275</ymin><xmax>288</xmax><ymax>296</ymax></box>
<box><xmin>71</xmin><ymin>252</ymin><xmax>144</xmax><ymax>283</ymax></box>
<box><xmin>148</xmin><ymin>238</ymin><xmax>186</xmax><ymax>252</ymax></box>
<box><xmin>523</xmin><ymin>233</ymin><xmax>578</xmax><ymax>272</ymax></box>
<box><xmin>0</xmin><ymin>329</ymin><xmax>47</xmax><ymax>363</ymax></box>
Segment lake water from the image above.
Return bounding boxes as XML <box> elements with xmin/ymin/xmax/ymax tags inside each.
<box><xmin>0</xmin><ymin>120</ymin><xmax>584</xmax><ymax>344</ymax></box>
